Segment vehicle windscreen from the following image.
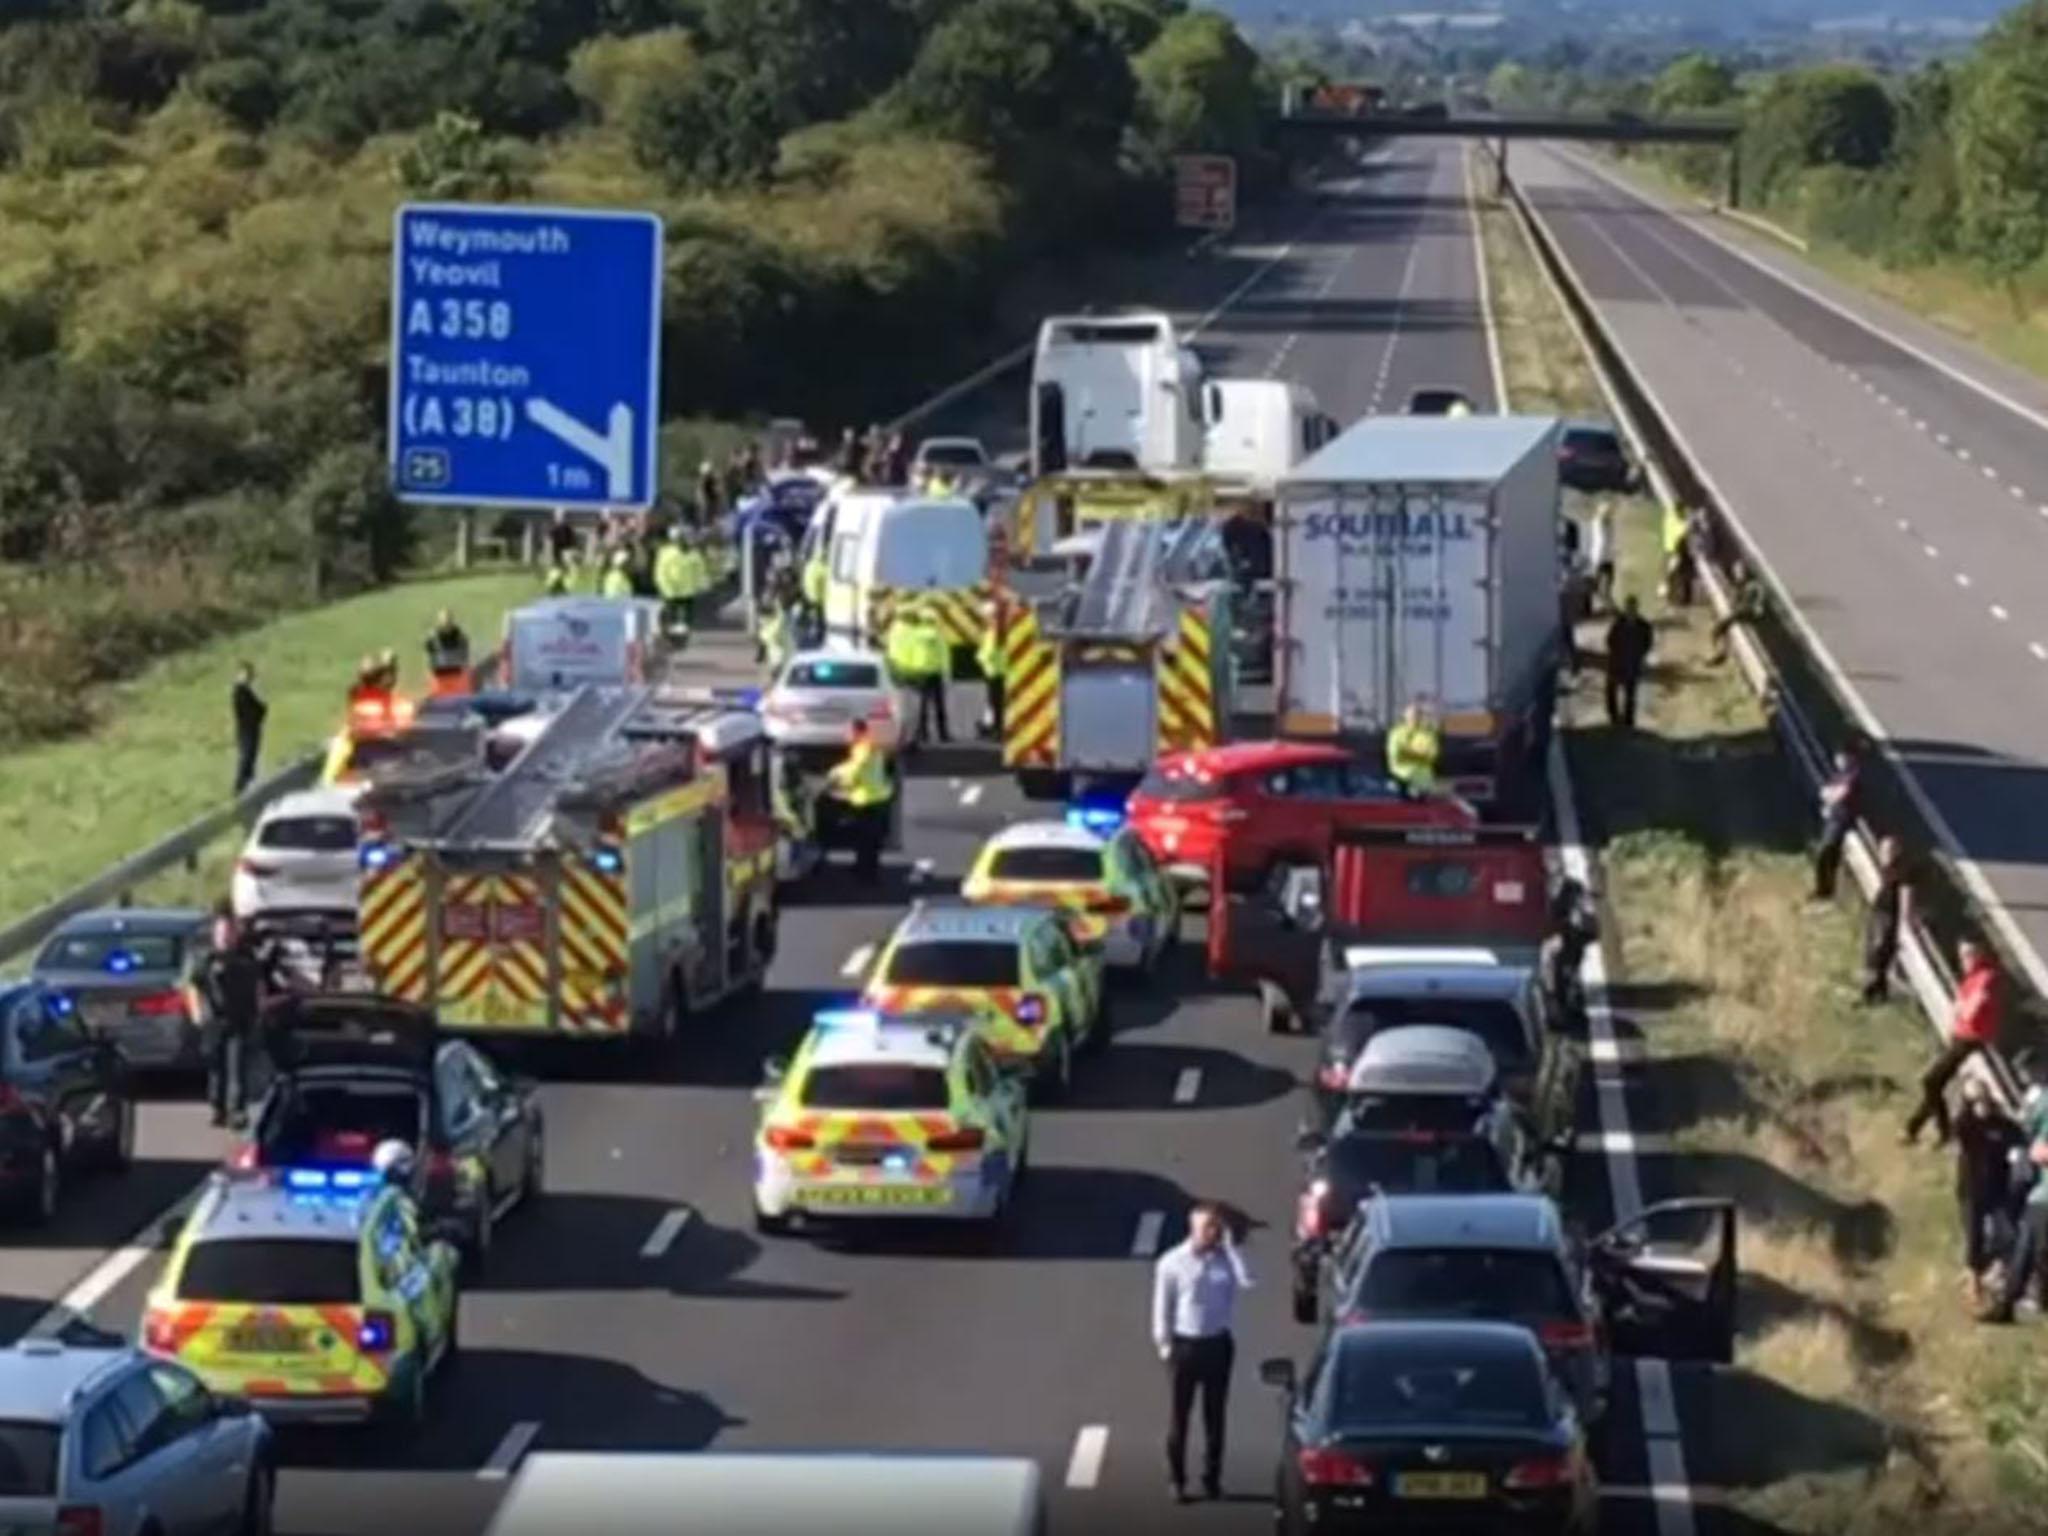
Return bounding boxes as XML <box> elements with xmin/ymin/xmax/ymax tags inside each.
<box><xmin>1564</xmin><ymin>428</ymin><xmax>1617</xmax><ymax>454</ymax></box>
<box><xmin>874</xmin><ymin>506</ymin><xmax>983</xmax><ymax>588</ymax></box>
<box><xmin>1340</xmin><ymin>999</ymin><xmax>1531</xmax><ymax>1072</ymax></box>
<box><xmin>177</xmin><ymin>1238</ymin><xmax>361</xmax><ymax>1304</ymax></box>
<box><xmin>885</xmin><ymin>941</ymin><xmax>1020</xmax><ymax>989</ymax></box>
<box><xmin>258</xmin><ymin>816</ymin><xmax>357</xmax><ymax>853</ymax></box>
<box><xmin>1409</xmin><ymin>391</ymin><xmax>1465</xmax><ymax>415</ymax></box>
<box><xmin>0</xmin><ymin>1422</ymin><xmax>58</xmax><ymax>1496</ymax></box>
<box><xmin>1354</xmin><ymin>1248</ymin><xmax>1576</xmax><ymax>1322</ymax></box>
<box><xmin>920</xmin><ymin>444</ymin><xmax>983</xmax><ymax>467</ymax></box>
<box><xmin>786</xmin><ymin>659</ymin><xmax>882</xmax><ymax>690</ymax></box>
<box><xmin>1326</xmin><ymin>1133</ymin><xmax>1507</xmax><ymax>1198</ymax></box>
<box><xmin>261</xmin><ymin>1082</ymin><xmax>425</xmax><ymax>1164</ymax></box>
<box><xmin>1135</xmin><ymin>765</ymin><xmax>1223</xmax><ymax>803</ymax></box>
<box><xmin>36</xmin><ymin>931</ymin><xmax>183</xmax><ymax>972</ymax></box>
<box><xmin>1329</xmin><ymin>1339</ymin><xmax>1548</xmax><ymax>1433</ymax></box>
<box><xmin>801</xmin><ymin>1065</ymin><xmax>951</xmax><ymax>1110</ymax></box>
<box><xmin>987</xmin><ymin>848</ymin><xmax>1102</xmax><ymax>883</ymax></box>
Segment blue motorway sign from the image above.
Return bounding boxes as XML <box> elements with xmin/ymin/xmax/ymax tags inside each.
<box><xmin>388</xmin><ymin>203</ymin><xmax>663</xmax><ymax>509</ymax></box>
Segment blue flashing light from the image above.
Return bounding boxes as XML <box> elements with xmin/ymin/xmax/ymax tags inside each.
<box><xmin>813</xmin><ymin>1008</ymin><xmax>879</xmax><ymax>1033</ymax></box>
<box><xmin>358</xmin><ymin>843</ymin><xmax>396</xmax><ymax>873</ymax></box>
<box><xmin>283</xmin><ymin>1168</ymin><xmax>374</xmax><ymax>1194</ymax></box>
<box><xmin>357</xmin><ymin>1314</ymin><xmax>394</xmax><ymax>1352</ymax></box>
<box><xmin>590</xmin><ymin>846</ymin><xmax>625</xmax><ymax>876</ymax></box>
<box><xmin>734</xmin><ymin>687</ymin><xmax>762</xmax><ymax>708</ymax></box>
<box><xmin>1066</xmin><ymin>805</ymin><xmax>1125</xmax><ymax>835</ymax></box>
<box><xmin>46</xmin><ymin>991</ymin><xmax>76</xmax><ymax>1018</ymax></box>
<box><xmin>883</xmin><ymin>1150</ymin><xmax>914</xmax><ymax>1172</ymax></box>
<box><xmin>103</xmin><ymin>950</ymin><xmax>139</xmax><ymax>975</ymax></box>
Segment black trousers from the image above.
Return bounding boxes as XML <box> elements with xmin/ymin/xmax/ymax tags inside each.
<box><xmin>984</xmin><ymin>675</ymin><xmax>1005</xmax><ymax>738</ymax></box>
<box><xmin>1905</xmin><ymin>1037</ymin><xmax>1982</xmax><ymax>1144</ymax></box>
<box><xmin>233</xmin><ymin>735</ymin><xmax>260</xmax><ymax>796</ymax></box>
<box><xmin>1813</xmin><ymin>826</ymin><xmax>1849</xmax><ymax>899</ymax></box>
<box><xmin>1862</xmin><ymin>932</ymin><xmax>1898</xmax><ymax>1002</ymax></box>
<box><xmin>1605</xmin><ymin>668</ymin><xmax>1642</xmax><ymax>728</ymax></box>
<box><xmin>1165</xmin><ymin>1333</ymin><xmax>1233</xmax><ymax>1487</ymax></box>
<box><xmin>1997</xmin><ymin>1204</ymin><xmax>2048</xmax><ymax>1318</ymax></box>
<box><xmin>206</xmin><ymin>1030</ymin><xmax>247</xmax><ymax>1124</ymax></box>
<box><xmin>912</xmin><ymin>676</ymin><xmax>949</xmax><ymax>744</ymax></box>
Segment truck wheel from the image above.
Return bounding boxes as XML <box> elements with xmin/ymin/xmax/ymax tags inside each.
<box><xmin>753</xmin><ymin>911</ymin><xmax>778</xmax><ymax>970</ymax></box>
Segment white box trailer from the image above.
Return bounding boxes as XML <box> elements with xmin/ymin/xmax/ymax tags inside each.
<box><xmin>1274</xmin><ymin>415</ymin><xmax>1563</xmax><ymax>811</ymax></box>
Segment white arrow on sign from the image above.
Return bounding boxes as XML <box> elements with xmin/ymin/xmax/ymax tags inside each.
<box><xmin>526</xmin><ymin>399</ymin><xmax>636</xmax><ymax>500</ymax></box>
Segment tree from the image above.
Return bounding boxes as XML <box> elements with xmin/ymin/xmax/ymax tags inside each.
<box><xmin>1650</xmin><ymin>52</ymin><xmax>1736</xmax><ymax>113</ymax></box>
<box><xmin>699</xmin><ymin>0</ymin><xmax>927</xmax><ymax>130</ymax></box>
<box><xmin>1746</xmin><ymin>66</ymin><xmax>1895</xmax><ymax>177</ymax></box>
<box><xmin>1131</xmin><ymin>9</ymin><xmax>1262</xmax><ymax>167</ymax></box>
<box><xmin>566</xmin><ymin>26</ymin><xmax>697</xmax><ymax>129</ymax></box>
<box><xmin>1954</xmin><ymin>3</ymin><xmax>2048</xmax><ymax>286</ymax></box>
<box><xmin>633</xmin><ymin>50</ymin><xmax>784</xmax><ymax>187</ymax></box>
<box><xmin>1080</xmin><ymin>0</ymin><xmax>1182</xmax><ymax>56</ymax></box>
<box><xmin>1485</xmin><ymin>60</ymin><xmax>1537</xmax><ymax>110</ymax></box>
<box><xmin>392</xmin><ymin>109</ymin><xmax>529</xmax><ymax>199</ymax></box>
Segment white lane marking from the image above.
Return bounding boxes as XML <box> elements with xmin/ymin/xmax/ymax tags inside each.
<box><xmin>2033</xmin><ymin>642</ymin><xmax>2048</xmax><ymax>661</ymax></box>
<box><xmin>1588</xmin><ymin>1035</ymin><xmax>1644</xmax><ymax>1064</ymax></box>
<box><xmin>1992</xmin><ymin>605</ymin><xmax>2010</xmax><ymax>622</ymax></box>
<box><xmin>1913</xmin><ymin>418</ymin><xmax>1927</xmax><ymax>431</ymax></box>
<box><xmin>1172</xmin><ymin>1067</ymin><xmax>1202</xmax><ymax>1105</ymax></box>
<box><xmin>28</xmin><ymin>1187</ymin><xmax>204</xmax><ymax>1339</ymax></box>
<box><xmin>1896</xmin><ymin>519</ymin><xmax>1911</xmax><ymax>532</ymax></box>
<box><xmin>911</xmin><ymin>857</ymin><xmax>933</xmax><ymax>883</ymax></box>
<box><xmin>1956</xmin><ymin>573</ymin><xmax>1973</xmax><ymax>588</ymax></box>
<box><xmin>1186</xmin><ymin>219</ymin><xmax>1314</xmax><ymax>340</ymax></box>
<box><xmin>1953</xmin><ymin>442</ymin><xmax>1968</xmax><ymax>457</ymax></box>
<box><xmin>840</xmin><ymin>943</ymin><xmax>874</xmax><ymax>978</ymax></box>
<box><xmin>960</xmin><ymin>783</ymin><xmax>984</xmax><ymax>807</ymax></box>
<box><xmin>1924</xmin><ymin>544</ymin><xmax>1941</xmax><ymax>558</ymax></box>
<box><xmin>1467</xmin><ymin>144</ymin><xmax>1511</xmax><ymax>411</ymax></box>
<box><xmin>640</xmin><ymin>1207</ymin><xmax>692</xmax><ymax>1259</ymax></box>
<box><xmin>2010</xmin><ymin>485</ymin><xmax>2026</xmax><ymax>500</ymax></box>
<box><xmin>479</xmin><ymin>1421</ymin><xmax>541</xmax><ymax>1481</ymax></box>
<box><xmin>1065</xmin><ymin>1425</ymin><xmax>1110</xmax><ymax>1489</ymax></box>
<box><xmin>1131</xmin><ymin>1209</ymin><xmax>1166</xmax><ymax>1258</ymax></box>
<box><xmin>1983</xmin><ymin>465</ymin><xmax>1999</xmax><ymax>480</ymax></box>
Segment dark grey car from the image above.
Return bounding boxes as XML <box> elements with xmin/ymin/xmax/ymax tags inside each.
<box><xmin>33</xmin><ymin>909</ymin><xmax>212</xmax><ymax>1072</ymax></box>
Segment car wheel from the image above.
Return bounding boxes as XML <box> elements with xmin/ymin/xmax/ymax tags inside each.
<box><xmin>753</xmin><ymin>1205</ymin><xmax>791</xmax><ymax>1236</ymax></box>
<box><xmin>238</xmin><ymin>1465</ymin><xmax>275</xmax><ymax>1536</ymax></box>
<box><xmin>439</xmin><ymin>1297</ymin><xmax>462</xmax><ymax>1379</ymax></box>
<box><xmin>465</xmin><ymin>1194</ymin><xmax>493</xmax><ymax>1277</ymax></box>
<box><xmin>522</xmin><ymin>1130</ymin><xmax>545</xmax><ymax>1205</ymax></box>
<box><xmin>24</xmin><ymin>1143</ymin><xmax>60</xmax><ymax>1226</ymax></box>
<box><xmin>1033</xmin><ymin>1033</ymin><xmax>1073</xmax><ymax>1106</ymax></box>
<box><xmin>1086</xmin><ymin>993</ymin><xmax>1112</xmax><ymax>1054</ymax></box>
<box><xmin>98</xmin><ymin>1097</ymin><xmax>135</xmax><ymax>1173</ymax></box>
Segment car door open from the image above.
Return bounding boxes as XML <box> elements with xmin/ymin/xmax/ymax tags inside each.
<box><xmin>1590</xmin><ymin>1197</ymin><xmax>1737</xmax><ymax>1364</ymax></box>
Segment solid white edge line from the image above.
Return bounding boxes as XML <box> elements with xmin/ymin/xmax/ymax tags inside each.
<box><xmin>1171</xmin><ymin>1067</ymin><xmax>1201</xmax><ymax>1105</ymax></box>
<box><xmin>478</xmin><ymin>1420</ymin><xmax>541</xmax><ymax>1481</ymax></box>
<box><xmin>840</xmin><ymin>943</ymin><xmax>875</xmax><ymax>978</ymax></box>
<box><xmin>1467</xmin><ymin>145</ymin><xmax>1511</xmax><ymax>413</ymax></box>
<box><xmin>639</xmin><ymin>1207</ymin><xmax>692</xmax><ymax>1260</ymax></box>
<box><xmin>29</xmin><ymin>1187</ymin><xmax>204</xmax><ymax>1339</ymax></box>
<box><xmin>1065</xmin><ymin>1425</ymin><xmax>1110</xmax><ymax>1489</ymax></box>
<box><xmin>1131</xmin><ymin>1209</ymin><xmax>1166</xmax><ymax>1258</ymax></box>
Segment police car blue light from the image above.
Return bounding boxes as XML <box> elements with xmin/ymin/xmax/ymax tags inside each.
<box><xmin>283</xmin><ymin>1168</ymin><xmax>374</xmax><ymax>1194</ymax></box>
<box><xmin>103</xmin><ymin>950</ymin><xmax>139</xmax><ymax>975</ymax></box>
<box><xmin>813</xmin><ymin>1008</ymin><xmax>879</xmax><ymax>1033</ymax></box>
<box><xmin>589</xmin><ymin>846</ymin><xmax>625</xmax><ymax>876</ymax></box>
<box><xmin>358</xmin><ymin>842</ymin><xmax>396</xmax><ymax>872</ymax></box>
<box><xmin>1066</xmin><ymin>805</ymin><xmax>1124</xmax><ymax>834</ymax></box>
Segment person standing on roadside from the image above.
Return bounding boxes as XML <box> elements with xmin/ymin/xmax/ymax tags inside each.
<box><xmin>1587</xmin><ymin>500</ymin><xmax>1615</xmax><ymax>612</ymax></box>
<box><xmin>1956</xmin><ymin>1078</ymin><xmax>2024</xmax><ymax>1309</ymax></box>
<box><xmin>231</xmin><ymin>662</ymin><xmax>266</xmax><ymax>797</ymax></box>
<box><xmin>1984</xmin><ymin>1073</ymin><xmax>2048</xmax><ymax>1324</ymax></box>
<box><xmin>1906</xmin><ymin>940</ymin><xmax>2003</xmax><ymax>1145</ymax></box>
<box><xmin>1811</xmin><ymin>748</ymin><xmax>1861</xmax><ymax>901</ymax></box>
<box><xmin>1862</xmin><ymin>835</ymin><xmax>1911</xmax><ymax>1004</ymax></box>
<box><xmin>1604</xmin><ymin>596</ymin><xmax>1654</xmax><ymax>729</ymax></box>
<box><xmin>1151</xmin><ymin>1202</ymin><xmax>1253</xmax><ymax>1503</ymax></box>
<box><xmin>201</xmin><ymin>903</ymin><xmax>262</xmax><ymax>1129</ymax></box>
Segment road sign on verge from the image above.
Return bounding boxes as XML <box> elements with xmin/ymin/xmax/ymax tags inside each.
<box><xmin>389</xmin><ymin>203</ymin><xmax>664</xmax><ymax>510</ymax></box>
<box><xmin>1174</xmin><ymin>155</ymin><xmax>1237</xmax><ymax>232</ymax></box>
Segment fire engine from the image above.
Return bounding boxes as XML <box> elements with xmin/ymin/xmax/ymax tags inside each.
<box><xmin>352</xmin><ymin>685</ymin><xmax>779</xmax><ymax>1041</ymax></box>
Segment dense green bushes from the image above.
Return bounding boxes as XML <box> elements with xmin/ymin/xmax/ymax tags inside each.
<box><xmin>0</xmin><ymin>0</ymin><xmax>1278</xmax><ymax>750</ymax></box>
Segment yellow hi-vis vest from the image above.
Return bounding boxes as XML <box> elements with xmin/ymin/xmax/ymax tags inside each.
<box><xmin>976</xmin><ymin>621</ymin><xmax>1000</xmax><ymax>680</ymax></box>
<box><xmin>828</xmin><ymin>740</ymin><xmax>891</xmax><ymax>806</ymax></box>
<box><xmin>601</xmin><ymin>567</ymin><xmax>635</xmax><ymax>598</ymax></box>
<box><xmin>1387</xmin><ymin>720</ymin><xmax>1440</xmax><ymax>790</ymax></box>
<box><xmin>655</xmin><ymin>545</ymin><xmax>690</xmax><ymax>600</ymax></box>
<box><xmin>679</xmin><ymin>547</ymin><xmax>709</xmax><ymax>596</ymax></box>
<box><xmin>801</xmin><ymin>557</ymin><xmax>827</xmax><ymax>606</ymax></box>
<box><xmin>887</xmin><ymin>616</ymin><xmax>934</xmax><ymax>680</ymax></box>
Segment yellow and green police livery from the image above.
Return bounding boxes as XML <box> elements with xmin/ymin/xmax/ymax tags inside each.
<box><xmin>141</xmin><ymin>1168</ymin><xmax>460</xmax><ymax>1429</ymax></box>
<box><xmin>961</xmin><ymin>812</ymin><xmax>1182</xmax><ymax>973</ymax></box>
<box><xmin>752</xmin><ymin>1009</ymin><xmax>1029</xmax><ymax>1233</ymax></box>
<box><xmin>864</xmin><ymin>899</ymin><xmax>1107</xmax><ymax>1100</ymax></box>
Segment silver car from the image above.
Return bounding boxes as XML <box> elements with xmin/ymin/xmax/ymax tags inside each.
<box><xmin>33</xmin><ymin>910</ymin><xmax>212</xmax><ymax>1072</ymax></box>
<box><xmin>760</xmin><ymin>650</ymin><xmax>903</xmax><ymax>765</ymax></box>
<box><xmin>0</xmin><ymin>1338</ymin><xmax>273</xmax><ymax>1536</ymax></box>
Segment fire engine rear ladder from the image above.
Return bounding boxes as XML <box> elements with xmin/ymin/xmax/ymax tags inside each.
<box><xmin>1054</xmin><ymin>517</ymin><xmax>1213</xmax><ymax>642</ymax></box>
<box><xmin>438</xmin><ymin>686</ymin><xmax>651</xmax><ymax>847</ymax></box>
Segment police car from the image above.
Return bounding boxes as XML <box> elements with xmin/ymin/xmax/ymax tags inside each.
<box><xmin>141</xmin><ymin>1147</ymin><xmax>461</xmax><ymax>1430</ymax></box>
<box><xmin>863</xmin><ymin>900</ymin><xmax>1106</xmax><ymax>1101</ymax></box>
<box><xmin>960</xmin><ymin>812</ymin><xmax>1180</xmax><ymax>974</ymax></box>
<box><xmin>752</xmin><ymin>1009</ymin><xmax>1028</xmax><ymax>1234</ymax></box>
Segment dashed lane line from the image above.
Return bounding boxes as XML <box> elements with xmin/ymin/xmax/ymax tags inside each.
<box><xmin>1065</xmin><ymin>1426</ymin><xmax>1110</xmax><ymax>1490</ymax></box>
<box><xmin>28</xmin><ymin>1187</ymin><xmax>203</xmax><ymax>1339</ymax></box>
<box><xmin>840</xmin><ymin>943</ymin><xmax>875</xmax><ymax>978</ymax></box>
<box><xmin>960</xmin><ymin>783</ymin><xmax>984</xmax><ymax>807</ymax></box>
<box><xmin>1130</xmin><ymin>1210</ymin><xmax>1165</xmax><ymax>1258</ymax></box>
<box><xmin>639</xmin><ymin>1207</ymin><xmax>693</xmax><ymax>1259</ymax></box>
<box><xmin>1171</xmin><ymin>1068</ymin><xmax>1202</xmax><ymax>1105</ymax></box>
<box><xmin>479</xmin><ymin>1422</ymin><xmax>541</xmax><ymax>1482</ymax></box>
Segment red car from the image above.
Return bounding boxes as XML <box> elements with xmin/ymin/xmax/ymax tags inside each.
<box><xmin>1127</xmin><ymin>741</ymin><xmax>1478</xmax><ymax>897</ymax></box>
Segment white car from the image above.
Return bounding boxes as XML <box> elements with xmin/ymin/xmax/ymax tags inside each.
<box><xmin>912</xmin><ymin>437</ymin><xmax>989</xmax><ymax>476</ymax></box>
<box><xmin>760</xmin><ymin>650</ymin><xmax>902</xmax><ymax>763</ymax></box>
<box><xmin>230</xmin><ymin>788</ymin><xmax>361</xmax><ymax>920</ymax></box>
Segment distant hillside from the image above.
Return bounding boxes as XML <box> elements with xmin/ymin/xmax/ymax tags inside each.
<box><xmin>1226</xmin><ymin>0</ymin><xmax>2008</xmax><ymax>27</ymax></box>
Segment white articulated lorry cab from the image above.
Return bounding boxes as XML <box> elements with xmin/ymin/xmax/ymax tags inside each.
<box><xmin>1030</xmin><ymin>310</ymin><xmax>1206</xmax><ymax>478</ymax></box>
<box><xmin>1202</xmin><ymin>378</ymin><xmax>1338</xmax><ymax>490</ymax></box>
<box><xmin>1274</xmin><ymin>414</ymin><xmax>1563</xmax><ymax>813</ymax></box>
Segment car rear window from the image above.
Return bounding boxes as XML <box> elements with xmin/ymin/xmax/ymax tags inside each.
<box><xmin>920</xmin><ymin>444</ymin><xmax>983</xmax><ymax>467</ymax></box>
<box><xmin>258</xmin><ymin>816</ymin><xmax>357</xmax><ymax>853</ymax></box>
<box><xmin>801</xmin><ymin>1065</ymin><xmax>951</xmax><ymax>1110</ymax></box>
<box><xmin>37</xmin><ymin>931</ymin><xmax>183</xmax><ymax>972</ymax></box>
<box><xmin>1356</xmin><ymin>1248</ymin><xmax>1576</xmax><ymax>1320</ymax></box>
<box><xmin>0</xmin><ymin>1421</ymin><xmax>58</xmax><ymax>1496</ymax></box>
<box><xmin>1330</xmin><ymin>1337</ymin><xmax>1548</xmax><ymax>1432</ymax></box>
<box><xmin>786</xmin><ymin>659</ymin><xmax>881</xmax><ymax>689</ymax></box>
<box><xmin>262</xmin><ymin>1084</ymin><xmax>425</xmax><ymax>1164</ymax></box>
<box><xmin>987</xmin><ymin>847</ymin><xmax>1102</xmax><ymax>883</ymax></box>
<box><xmin>884</xmin><ymin>941</ymin><xmax>1020</xmax><ymax>988</ymax></box>
<box><xmin>177</xmin><ymin>1238</ymin><xmax>361</xmax><ymax>1304</ymax></box>
<box><xmin>1564</xmin><ymin>428</ymin><xmax>1617</xmax><ymax>452</ymax></box>
<box><xmin>1341</xmin><ymin>999</ymin><xmax>1531</xmax><ymax>1071</ymax></box>
<box><xmin>1326</xmin><ymin>1134</ymin><xmax>1508</xmax><ymax>1198</ymax></box>
<box><xmin>1135</xmin><ymin>765</ymin><xmax>1222</xmax><ymax>802</ymax></box>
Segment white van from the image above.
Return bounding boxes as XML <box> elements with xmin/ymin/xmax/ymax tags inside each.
<box><xmin>484</xmin><ymin>1452</ymin><xmax>1046</xmax><ymax>1536</ymax></box>
<box><xmin>500</xmin><ymin>597</ymin><xmax>668</xmax><ymax>692</ymax></box>
<box><xmin>1204</xmin><ymin>378</ymin><xmax>1339</xmax><ymax>489</ymax></box>
<box><xmin>821</xmin><ymin>493</ymin><xmax>988</xmax><ymax>650</ymax></box>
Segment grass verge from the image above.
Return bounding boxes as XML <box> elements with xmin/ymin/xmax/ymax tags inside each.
<box><xmin>0</xmin><ymin>568</ymin><xmax>536</xmax><ymax>933</ymax></box>
<box><xmin>1471</xmin><ymin>150</ymin><xmax>2048</xmax><ymax>1531</ymax></box>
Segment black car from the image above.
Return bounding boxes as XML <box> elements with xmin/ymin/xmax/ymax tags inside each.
<box><xmin>231</xmin><ymin>994</ymin><xmax>543</xmax><ymax>1268</ymax></box>
<box><xmin>1405</xmin><ymin>387</ymin><xmax>1473</xmax><ymax>416</ymax></box>
<box><xmin>1261</xmin><ymin>1321</ymin><xmax>1600</xmax><ymax>1534</ymax></box>
<box><xmin>1558</xmin><ymin>422</ymin><xmax>1639</xmax><ymax>494</ymax></box>
<box><xmin>0</xmin><ymin>981</ymin><xmax>134</xmax><ymax>1224</ymax></box>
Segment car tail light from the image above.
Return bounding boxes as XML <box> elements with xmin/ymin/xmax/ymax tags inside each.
<box><xmin>236</xmin><ymin>858</ymin><xmax>278</xmax><ymax>879</ymax></box>
<box><xmin>1297</xmin><ymin>1447</ymin><xmax>1374</xmax><ymax>1487</ymax></box>
<box><xmin>1316</xmin><ymin>1061</ymin><xmax>1350</xmax><ymax>1091</ymax></box>
<box><xmin>1013</xmin><ymin>993</ymin><xmax>1047</xmax><ymax>1026</ymax></box>
<box><xmin>1539</xmin><ymin>1319</ymin><xmax>1595</xmax><ymax>1350</ymax></box>
<box><xmin>357</xmin><ymin>1309</ymin><xmax>397</xmax><ymax>1354</ymax></box>
<box><xmin>1504</xmin><ymin>1453</ymin><xmax>1574</xmax><ymax>1490</ymax></box>
<box><xmin>1296</xmin><ymin>1181</ymin><xmax>1330</xmax><ymax>1239</ymax></box>
<box><xmin>131</xmin><ymin>990</ymin><xmax>187</xmax><ymax>1018</ymax></box>
<box><xmin>867</xmin><ymin>699</ymin><xmax>895</xmax><ymax>722</ymax></box>
<box><xmin>56</xmin><ymin>1508</ymin><xmax>102</xmax><ymax>1536</ymax></box>
<box><xmin>228</xmin><ymin>1142</ymin><xmax>260</xmax><ymax>1171</ymax></box>
<box><xmin>926</xmin><ymin>1127</ymin><xmax>985</xmax><ymax>1152</ymax></box>
<box><xmin>421</xmin><ymin>1149</ymin><xmax>456</xmax><ymax>1184</ymax></box>
<box><xmin>765</xmin><ymin>1125</ymin><xmax>816</xmax><ymax>1151</ymax></box>
<box><xmin>143</xmin><ymin>1308</ymin><xmax>177</xmax><ymax>1353</ymax></box>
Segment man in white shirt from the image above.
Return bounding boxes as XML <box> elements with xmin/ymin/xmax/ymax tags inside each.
<box><xmin>1150</xmin><ymin>1202</ymin><xmax>1253</xmax><ymax>1501</ymax></box>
